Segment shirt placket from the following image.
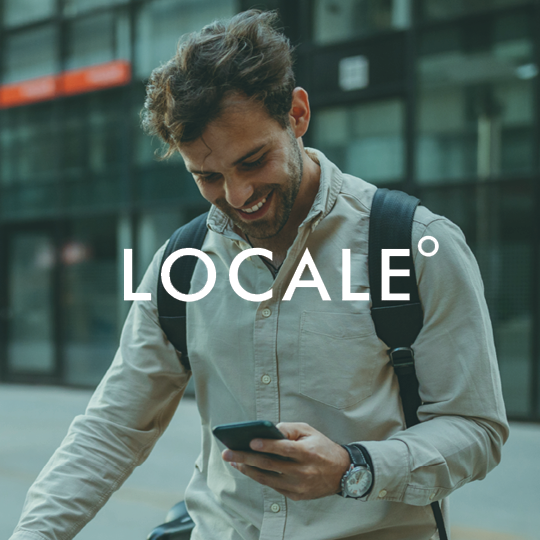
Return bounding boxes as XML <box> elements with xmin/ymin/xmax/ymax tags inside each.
<box><xmin>251</xmin><ymin>224</ymin><xmax>316</xmax><ymax>540</ymax></box>
<box><xmin>250</xmin><ymin>249</ymin><xmax>287</xmax><ymax>540</ymax></box>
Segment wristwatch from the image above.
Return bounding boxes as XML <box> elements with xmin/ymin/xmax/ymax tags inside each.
<box><xmin>339</xmin><ymin>444</ymin><xmax>373</xmax><ymax>499</ymax></box>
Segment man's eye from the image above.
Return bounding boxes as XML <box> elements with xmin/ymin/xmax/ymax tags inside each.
<box><xmin>243</xmin><ymin>156</ymin><xmax>265</xmax><ymax>169</ymax></box>
<box><xmin>198</xmin><ymin>173</ymin><xmax>221</xmax><ymax>183</ymax></box>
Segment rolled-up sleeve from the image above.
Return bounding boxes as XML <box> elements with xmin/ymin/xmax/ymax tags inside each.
<box><xmin>359</xmin><ymin>216</ymin><xmax>509</xmax><ymax>505</ymax></box>
<box><xmin>10</xmin><ymin>244</ymin><xmax>190</xmax><ymax>540</ymax></box>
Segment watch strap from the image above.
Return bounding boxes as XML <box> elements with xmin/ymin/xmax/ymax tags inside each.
<box><xmin>342</xmin><ymin>444</ymin><xmax>367</xmax><ymax>468</ymax></box>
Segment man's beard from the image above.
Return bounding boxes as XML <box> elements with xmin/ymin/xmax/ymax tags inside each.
<box><xmin>214</xmin><ymin>130</ymin><xmax>304</xmax><ymax>240</ymax></box>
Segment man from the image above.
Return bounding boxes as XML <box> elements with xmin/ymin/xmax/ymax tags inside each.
<box><xmin>11</xmin><ymin>9</ymin><xmax>508</xmax><ymax>540</ymax></box>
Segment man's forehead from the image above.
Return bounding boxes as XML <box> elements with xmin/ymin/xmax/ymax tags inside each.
<box><xmin>181</xmin><ymin>138</ymin><xmax>270</xmax><ymax>174</ymax></box>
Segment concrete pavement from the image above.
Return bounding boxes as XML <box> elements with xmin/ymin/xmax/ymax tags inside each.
<box><xmin>0</xmin><ymin>384</ymin><xmax>538</xmax><ymax>540</ymax></box>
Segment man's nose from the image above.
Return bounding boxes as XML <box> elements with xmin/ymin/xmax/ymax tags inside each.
<box><xmin>223</xmin><ymin>175</ymin><xmax>254</xmax><ymax>209</ymax></box>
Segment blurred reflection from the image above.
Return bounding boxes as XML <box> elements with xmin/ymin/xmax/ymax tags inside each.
<box><xmin>4</xmin><ymin>25</ymin><xmax>59</xmax><ymax>83</ymax></box>
<box><xmin>312</xmin><ymin>100</ymin><xmax>405</xmax><ymax>184</ymax></box>
<box><xmin>421</xmin><ymin>183</ymin><xmax>533</xmax><ymax>416</ymax></box>
<box><xmin>3</xmin><ymin>0</ymin><xmax>55</xmax><ymax>28</ymax></box>
<box><xmin>8</xmin><ymin>233</ymin><xmax>55</xmax><ymax>373</ymax></box>
<box><xmin>66</xmin><ymin>10</ymin><xmax>130</xmax><ymax>70</ymax></box>
<box><xmin>136</xmin><ymin>0</ymin><xmax>237</xmax><ymax>77</ymax></box>
<box><xmin>63</xmin><ymin>0</ymin><xmax>129</xmax><ymax>17</ymax></box>
<box><xmin>420</xmin><ymin>0</ymin><xmax>530</xmax><ymax>21</ymax></box>
<box><xmin>417</xmin><ymin>10</ymin><xmax>536</xmax><ymax>183</ymax></box>
<box><xmin>313</xmin><ymin>0</ymin><xmax>411</xmax><ymax>44</ymax></box>
<box><xmin>62</xmin><ymin>217</ymin><xmax>118</xmax><ymax>386</ymax></box>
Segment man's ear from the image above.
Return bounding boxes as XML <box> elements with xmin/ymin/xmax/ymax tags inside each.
<box><xmin>289</xmin><ymin>87</ymin><xmax>311</xmax><ymax>139</ymax></box>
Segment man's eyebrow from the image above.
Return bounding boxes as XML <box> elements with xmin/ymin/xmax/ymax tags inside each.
<box><xmin>187</xmin><ymin>144</ymin><xmax>267</xmax><ymax>175</ymax></box>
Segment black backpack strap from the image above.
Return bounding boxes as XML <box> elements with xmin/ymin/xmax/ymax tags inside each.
<box><xmin>157</xmin><ymin>212</ymin><xmax>209</xmax><ymax>371</ymax></box>
<box><xmin>368</xmin><ymin>188</ymin><xmax>448</xmax><ymax>540</ymax></box>
<box><xmin>369</xmin><ymin>188</ymin><xmax>423</xmax><ymax>426</ymax></box>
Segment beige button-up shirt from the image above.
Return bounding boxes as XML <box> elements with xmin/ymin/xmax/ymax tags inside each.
<box><xmin>11</xmin><ymin>149</ymin><xmax>509</xmax><ymax>540</ymax></box>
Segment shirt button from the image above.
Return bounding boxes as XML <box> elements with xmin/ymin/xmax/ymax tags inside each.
<box><xmin>429</xmin><ymin>493</ymin><xmax>436</xmax><ymax>500</ymax></box>
<box><xmin>262</xmin><ymin>308</ymin><xmax>272</xmax><ymax>318</ymax></box>
<box><xmin>270</xmin><ymin>503</ymin><xmax>281</xmax><ymax>513</ymax></box>
<box><xmin>261</xmin><ymin>374</ymin><xmax>271</xmax><ymax>384</ymax></box>
<box><xmin>378</xmin><ymin>489</ymin><xmax>387</xmax><ymax>498</ymax></box>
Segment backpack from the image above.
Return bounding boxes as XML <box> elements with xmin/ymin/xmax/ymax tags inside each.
<box><xmin>155</xmin><ymin>188</ymin><xmax>447</xmax><ymax>540</ymax></box>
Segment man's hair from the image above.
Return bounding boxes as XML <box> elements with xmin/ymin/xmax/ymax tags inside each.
<box><xmin>141</xmin><ymin>9</ymin><xmax>296</xmax><ymax>159</ymax></box>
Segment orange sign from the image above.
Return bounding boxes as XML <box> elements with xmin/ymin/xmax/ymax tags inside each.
<box><xmin>0</xmin><ymin>76</ymin><xmax>58</xmax><ymax>108</ymax></box>
<box><xmin>0</xmin><ymin>60</ymin><xmax>132</xmax><ymax>109</ymax></box>
<box><xmin>59</xmin><ymin>60</ymin><xmax>131</xmax><ymax>96</ymax></box>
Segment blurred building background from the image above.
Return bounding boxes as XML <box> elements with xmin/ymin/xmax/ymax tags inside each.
<box><xmin>0</xmin><ymin>0</ymin><xmax>538</xmax><ymax>422</ymax></box>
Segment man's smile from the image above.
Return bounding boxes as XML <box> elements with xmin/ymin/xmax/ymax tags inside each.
<box><xmin>237</xmin><ymin>190</ymin><xmax>274</xmax><ymax>221</ymax></box>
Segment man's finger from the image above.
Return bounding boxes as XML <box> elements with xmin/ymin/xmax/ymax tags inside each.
<box><xmin>234</xmin><ymin>463</ymin><xmax>298</xmax><ymax>491</ymax></box>
<box><xmin>223</xmin><ymin>448</ymin><xmax>292</xmax><ymax>473</ymax></box>
<box><xmin>275</xmin><ymin>422</ymin><xmax>313</xmax><ymax>441</ymax></box>
<box><xmin>249</xmin><ymin>438</ymin><xmax>297</xmax><ymax>459</ymax></box>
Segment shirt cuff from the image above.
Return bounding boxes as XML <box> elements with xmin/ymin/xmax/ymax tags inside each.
<box><xmin>357</xmin><ymin>439</ymin><xmax>410</xmax><ymax>502</ymax></box>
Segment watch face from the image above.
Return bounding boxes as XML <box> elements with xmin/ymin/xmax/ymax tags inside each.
<box><xmin>344</xmin><ymin>467</ymin><xmax>373</xmax><ymax>498</ymax></box>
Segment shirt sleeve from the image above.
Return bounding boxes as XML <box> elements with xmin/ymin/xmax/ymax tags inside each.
<box><xmin>358</xmin><ymin>215</ymin><xmax>509</xmax><ymax>505</ymax></box>
<box><xmin>10</xmin><ymin>244</ymin><xmax>191</xmax><ymax>540</ymax></box>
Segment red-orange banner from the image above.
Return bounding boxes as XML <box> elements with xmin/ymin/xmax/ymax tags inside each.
<box><xmin>0</xmin><ymin>76</ymin><xmax>58</xmax><ymax>109</ymax></box>
<box><xmin>59</xmin><ymin>60</ymin><xmax>131</xmax><ymax>96</ymax></box>
<box><xmin>0</xmin><ymin>60</ymin><xmax>132</xmax><ymax>109</ymax></box>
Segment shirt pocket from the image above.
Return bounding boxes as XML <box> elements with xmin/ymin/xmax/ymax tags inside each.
<box><xmin>299</xmin><ymin>311</ymin><xmax>377</xmax><ymax>409</ymax></box>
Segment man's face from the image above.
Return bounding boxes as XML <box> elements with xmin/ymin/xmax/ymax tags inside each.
<box><xmin>179</xmin><ymin>97</ymin><xmax>304</xmax><ymax>240</ymax></box>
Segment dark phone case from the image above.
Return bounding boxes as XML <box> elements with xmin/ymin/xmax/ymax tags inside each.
<box><xmin>212</xmin><ymin>420</ymin><xmax>285</xmax><ymax>452</ymax></box>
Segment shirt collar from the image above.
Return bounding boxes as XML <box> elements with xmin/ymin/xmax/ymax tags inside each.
<box><xmin>206</xmin><ymin>147</ymin><xmax>343</xmax><ymax>237</ymax></box>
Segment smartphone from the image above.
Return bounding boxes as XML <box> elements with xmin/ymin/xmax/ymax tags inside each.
<box><xmin>212</xmin><ymin>420</ymin><xmax>285</xmax><ymax>452</ymax></box>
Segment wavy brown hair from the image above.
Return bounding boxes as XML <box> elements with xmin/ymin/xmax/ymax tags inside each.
<box><xmin>141</xmin><ymin>9</ymin><xmax>296</xmax><ymax>159</ymax></box>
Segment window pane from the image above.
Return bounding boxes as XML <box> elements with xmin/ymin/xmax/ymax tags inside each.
<box><xmin>3</xmin><ymin>0</ymin><xmax>55</xmax><ymax>27</ymax></box>
<box><xmin>420</xmin><ymin>183</ymin><xmax>534</xmax><ymax>417</ymax></box>
<box><xmin>62</xmin><ymin>217</ymin><xmax>118</xmax><ymax>386</ymax></box>
<box><xmin>420</xmin><ymin>0</ymin><xmax>531</xmax><ymax>21</ymax></box>
<box><xmin>66</xmin><ymin>11</ymin><xmax>130</xmax><ymax>70</ymax></box>
<box><xmin>8</xmin><ymin>233</ymin><xmax>56</xmax><ymax>374</ymax></box>
<box><xmin>136</xmin><ymin>0</ymin><xmax>237</xmax><ymax>77</ymax></box>
<box><xmin>0</xmin><ymin>106</ymin><xmax>60</xmax><ymax>185</ymax></box>
<box><xmin>312</xmin><ymin>100</ymin><xmax>405</xmax><ymax>184</ymax></box>
<box><xmin>63</xmin><ymin>0</ymin><xmax>129</xmax><ymax>17</ymax></box>
<box><xmin>313</xmin><ymin>0</ymin><xmax>411</xmax><ymax>45</ymax></box>
<box><xmin>416</xmin><ymin>11</ymin><xmax>535</xmax><ymax>183</ymax></box>
<box><xmin>4</xmin><ymin>25</ymin><xmax>59</xmax><ymax>83</ymax></box>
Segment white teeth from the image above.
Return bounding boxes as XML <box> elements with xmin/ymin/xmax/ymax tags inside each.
<box><xmin>243</xmin><ymin>197</ymin><xmax>267</xmax><ymax>214</ymax></box>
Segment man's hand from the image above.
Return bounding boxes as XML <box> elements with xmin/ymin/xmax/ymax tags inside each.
<box><xmin>221</xmin><ymin>422</ymin><xmax>350</xmax><ymax>501</ymax></box>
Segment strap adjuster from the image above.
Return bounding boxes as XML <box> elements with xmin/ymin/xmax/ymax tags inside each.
<box><xmin>388</xmin><ymin>347</ymin><xmax>415</xmax><ymax>369</ymax></box>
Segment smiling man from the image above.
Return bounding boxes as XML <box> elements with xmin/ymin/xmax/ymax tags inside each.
<box><xmin>10</xmin><ymin>9</ymin><xmax>508</xmax><ymax>540</ymax></box>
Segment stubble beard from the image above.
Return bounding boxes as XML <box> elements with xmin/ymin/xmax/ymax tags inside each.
<box><xmin>215</xmin><ymin>130</ymin><xmax>304</xmax><ymax>240</ymax></box>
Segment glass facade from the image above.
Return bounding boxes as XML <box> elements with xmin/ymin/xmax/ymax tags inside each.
<box><xmin>66</xmin><ymin>10</ymin><xmax>131</xmax><ymax>70</ymax></box>
<box><xmin>416</xmin><ymin>10</ymin><xmax>536</xmax><ymax>183</ymax></box>
<box><xmin>62</xmin><ymin>216</ymin><xmax>118</xmax><ymax>386</ymax></box>
<box><xmin>313</xmin><ymin>0</ymin><xmax>411</xmax><ymax>44</ymax></box>
<box><xmin>3</xmin><ymin>0</ymin><xmax>55</xmax><ymax>28</ymax></box>
<box><xmin>420</xmin><ymin>0</ymin><xmax>531</xmax><ymax>21</ymax></box>
<box><xmin>312</xmin><ymin>99</ymin><xmax>405</xmax><ymax>183</ymax></box>
<box><xmin>136</xmin><ymin>0</ymin><xmax>237</xmax><ymax>77</ymax></box>
<box><xmin>0</xmin><ymin>0</ymin><xmax>539</xmax><ymax>420</ymax></box>
<box><xmin>7</xmin><ymin>231</ymin><xmax>55</xmax><ymax>374</ymax></box>
<box><xmin>3</xmin><ymin>25</ymin><xmax>59</xmax><ymax>83</ymax></box>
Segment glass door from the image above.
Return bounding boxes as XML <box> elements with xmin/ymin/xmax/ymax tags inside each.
<box><xmin>5</xmin><ymin>228</ymin><xmax>60</xmax><ymax>382</ymax></box>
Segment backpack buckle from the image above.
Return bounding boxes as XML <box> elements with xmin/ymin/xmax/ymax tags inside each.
<box><xmin>388</xmin><ymin>347</ymin><xmax>415</xmax><ymax>370</ymax></box>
